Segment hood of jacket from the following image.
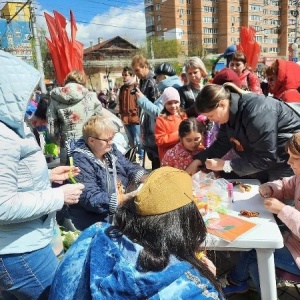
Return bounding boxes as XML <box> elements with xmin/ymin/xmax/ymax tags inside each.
<box><xmin>50</xmin><ymin>82</ymin><xmax>91</xmax><ymax>105</ymax></box>
<box><xmin>0</xmin><ymin>50</ymin><xmax>40</xmax><ymax>138</ymax></box>
<box><xmin>270</xmin><ymin>59</ymin><xmax>300</xmax><ymax>99</ymax></box>
<box><xmin>49</xmin><ymin>223</ymin><xmax>221</xmax><ymax>300</ymax></box>
<box><xmin>157</xmin><ymin>75</ymin><xmax>183</xmax><ymax>93</ymax></box>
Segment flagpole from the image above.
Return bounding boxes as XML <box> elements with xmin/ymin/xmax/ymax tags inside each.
<box><xmin>29</xmin><ymin>0</ymin><xmax>47</xmax><ymax>93</ymax></box>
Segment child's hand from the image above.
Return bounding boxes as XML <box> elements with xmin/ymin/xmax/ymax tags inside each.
<box><xmin>259</xmin><ymin>184</ymin><xmax>273</xmax><ymax>198</ymax></box>
<box><xmin>264</xmin><ymin>198</ymin><xmax>285</xmax><ymax>214</ymax></box>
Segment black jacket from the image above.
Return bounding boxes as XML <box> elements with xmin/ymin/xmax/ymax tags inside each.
<box><xmin>194</xmin><ymin>92</ymin><xmax>300</xmax><ymax>180</ymax></box>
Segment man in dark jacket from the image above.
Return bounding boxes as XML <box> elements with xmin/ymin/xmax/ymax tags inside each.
<box><xmin>131</xmin><ymin>55</ymin><xmax>160</xmax><ymax>169</ymax></box>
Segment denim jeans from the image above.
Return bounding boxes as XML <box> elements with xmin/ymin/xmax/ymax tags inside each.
<box><xmin>125</xmin><ymin>124</ymin><xmax>144</xmax><ymax>159</ymax></box>
<box><xmin>230</xmin><ymin>246</ymin><xmax>300</xmax><ymax>294</ymax></box>
<box><xmin>0</xmin><ymin>244</ymin><xmax>59</xmax><ymax>300</ymax></box>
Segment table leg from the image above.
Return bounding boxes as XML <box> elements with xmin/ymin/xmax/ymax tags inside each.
<box><xmin>256</xmin><ymin>249</ymin><xmax>277</xmax><ymax>300</ymax></box>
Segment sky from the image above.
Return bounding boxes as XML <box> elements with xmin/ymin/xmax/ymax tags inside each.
<box><xmin>2</xmin><ymin>0</ymin><xmax>147</xmax><ymax>47</ymax></box>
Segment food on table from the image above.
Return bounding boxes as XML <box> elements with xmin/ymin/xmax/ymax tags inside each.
<box><xmin>239</xmin><ymin>184</ymin><xmax>252</xmax><ymax>192</ymax></box>
<box><xmin>239</xmin><ymin>210</ymin><xmax>259</xmax><ymax>218</ymax></box>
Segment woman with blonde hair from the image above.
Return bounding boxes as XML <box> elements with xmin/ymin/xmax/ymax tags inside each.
<box><xmin>186</xmin><ymin>83</ymin><xmax>300</xmax><ymax>183</ymax></box>
<box><xmin>65</xmin><ymin>115</ymin><xmax>148</xmax><ymax>230</ymax></box>
<box><xmin>178</xmin><ymin>56</ymin><xmax>208</xmax><ymax>116</ymax></box>
<box><xmin>47</xmin><ymin>70</ymin><xmax>103</xmax><ymax>164</ymax></box>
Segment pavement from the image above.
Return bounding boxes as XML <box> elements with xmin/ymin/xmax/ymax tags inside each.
<box><xmin>211</xmin><ymin>250</ymin><xmax>300</xmax><ymax>300</ymax></box>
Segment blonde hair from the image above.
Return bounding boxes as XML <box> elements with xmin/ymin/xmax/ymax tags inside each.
<box><xmin>184</xmin><ymin>57</ymin><xmax>208</xmax><ymax>77</ymax></box>
<box><xmin>82</xmin><ymin>115</ymin><xmax>117</xmax><ymax>143</ymax></box>
<box><xmin>64</xmin><ymin>70</ymin><xmax>87</xmax><ymax>86</ymax></box>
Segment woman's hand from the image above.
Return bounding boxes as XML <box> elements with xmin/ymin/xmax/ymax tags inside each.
<box><xmin>259</xmin><ymin>184</ymin><xmax>273</xmax><ymax>198</ymax></box>
<box><xmin>264</xmin><ymin>197</ymin><xmax>285</xmax><ymax>214</ymax></box>
<box><xmin>60</xmin><ymin>183</ymin><xmax>85</xmax><ymax>205</ymax></box>
<box><xmin>205</xmin><ymin>158</ymin><xmax>225</xmax><ymax>171</ymax></box>
<box><xmin>50</xmin><ymin>166</ymin><xmax>80</xmax><ymax>182</ymax></box>
<box><xmin>201</xmin><ymin>255</ymin><xmax>217</xmax><ymax>276</ymax></box>
<box><xmin>185</xmin><ymin>159</ymin><xmax>202</xmax><ymax>175</ymax></box>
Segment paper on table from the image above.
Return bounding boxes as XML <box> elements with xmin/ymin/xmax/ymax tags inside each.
<box><xmin>206</xmin><ymin>213</ymin><xmax>257</xmax><ymax>242</ymax></box>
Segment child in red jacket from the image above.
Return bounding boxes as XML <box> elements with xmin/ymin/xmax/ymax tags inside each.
<box><xmin>154</xmin><ymin>87</ymin><xmax>187</xmax><ymax>161</ymax></box>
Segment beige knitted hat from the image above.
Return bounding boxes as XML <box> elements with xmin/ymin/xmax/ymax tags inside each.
<box><xmin>135</xmin><ymin>166</ymin><xmax>193</xmax><ymax>216</ymax></box>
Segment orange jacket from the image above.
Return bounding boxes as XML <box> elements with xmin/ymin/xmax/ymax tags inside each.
<box><xmin>154</xmin><ymin>113</ymin><xmax>187</xmax><ymax>161</ymax></box>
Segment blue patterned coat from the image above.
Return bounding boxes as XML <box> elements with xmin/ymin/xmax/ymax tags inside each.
<box><xmin>49</xmin><ymin>223</ymin><xmax>224</xmax><ymax>300</ymax></box>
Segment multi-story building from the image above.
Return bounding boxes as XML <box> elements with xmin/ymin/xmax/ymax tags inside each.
<box><xmin>145</xmin><ymin>0</ymin><xmax>299</xmax><ymax>62</ymax></box>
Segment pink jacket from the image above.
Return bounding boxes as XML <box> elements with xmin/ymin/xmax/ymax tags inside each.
<box><xmin>161</xmin><ymin>142</ymin><xmax>205</xmax><ymax>170</ymax></box>
<box><xmin>239</xmin><ymin>69</ymin><xmax>262</xmax><ymax>94</ymax></box>
<box><xmin>268</xmin><ymin>175</ymin><xmax>300</xmax><ymax>269</ymax></box>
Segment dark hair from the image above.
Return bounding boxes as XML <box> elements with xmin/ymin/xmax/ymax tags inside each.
<box><xmin>179</xmin><ymin>117</ymin><xmax>206</xmax><ymax>138</ymax></box>
<box><xmin>34</xmin><ymin>94</ymin><xmax>49</xmax><ymax>120</ymax></box>
<box><xmin>108</xmin><ymin>200</ymin><xmax>223</xmax><ymax>296</ymax></box>
<box><xmin>122</xmin><ymin>66</ymin><xmax>133</xmax><ymax>76</ymax></box>
<box><xmin>285</xmin><ymin>132</ymin><xmax>300</xmax><ymax>154</ymax></box>
<box><xmin>231</xmin><ymin>51</ymin><xmax>247</xmax><ymax>64</ymax></box>
<box><xmin>195</xmin><ymin>84</ymin><xmax>230</xmax><ymax>113</ymax></box>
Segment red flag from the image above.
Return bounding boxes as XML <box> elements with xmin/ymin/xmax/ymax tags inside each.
<box><xmin>238</xmin><ymin>26</ymin><xmax>260</xmax><ymax>70</ymax></box>
<box><xmin>45</xmin><ymin>10</ymin><xmax>84</xmax><ymax>86</ymax></box>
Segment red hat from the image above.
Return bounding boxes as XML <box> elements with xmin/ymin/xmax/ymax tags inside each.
<box><xmin>213</xmin><ymin>68</ymin><xmax>242</xmax><ymax>88</ymax></box>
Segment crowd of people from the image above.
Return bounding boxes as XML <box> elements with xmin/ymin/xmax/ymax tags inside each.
<box><xmin>2</xmin><ymin>45</ymin><xmax>300</xmax><ymax>300</ymax></box>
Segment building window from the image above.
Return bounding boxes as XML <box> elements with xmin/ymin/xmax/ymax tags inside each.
<box><xmin>181</xmin><ymin>41</ymin><xmax>186</xmax><ymax>45</ymax></box>
<box><xmin>180</xmin><ymin>19</ymin><xmax>184</xmax><ymax>25</ymax></box>
<box><xmin>231</xmin><ymin>27</ymin><xmax>235</xmax><ymax>33</ymax></box>
<box><xmin>187</xmin><ymin>0</ymin><xmax>191</xmax><ymax>4</ymax></box>
<box><xmin>187</xmin><ymin>9</ymin><xmax>191</xmax><ymax>15</ymax></box>
<box><xmin>187</xmin><ymin>20</ymin><xmax>192</xmax><ymax>25</ymax></box>
<box><xmin>157</xmin><ymin>25</ymin><xmax>161</xmax><ymax>31</ymax></box>
<box><xmin>157</xmin><ymin>15</ymin><xmax>161</xmax><ymax>21</ymax></box>
<box><xmin>179</xmin><ymin>8</ymin><xmax>184</xmax><ymax>14</ymax></box>
<box><xmin>179</xmin><ymin>0</ymin><xmax>184</xmax><ymax>3</ymax></box>
<box><xmin>155</xmin><ymin>4</ymin><xmax>160</xmax><ymax>10</ymax></box>
<box><xmin>187</xmin><ymin>30</ymin><xmax>192</xmax><ymax>35</ymax></box>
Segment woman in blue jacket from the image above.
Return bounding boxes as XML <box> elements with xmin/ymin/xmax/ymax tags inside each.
<box><xmin>68</xmin><ymin>115</ymin><xmax>149</xmax><ymax>230</ymax></box>
<box><xmin>0</xmin><ymin>51</ymin><xmax>84</xmax><ymax>299</ymax></box>
<box><xmin>49</xmin><ymin>167</ymin><xmax>224</xmax><ymax>300</ymax></box>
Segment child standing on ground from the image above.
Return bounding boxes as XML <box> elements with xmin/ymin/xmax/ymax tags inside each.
<box><xmin>222</xmin><ymin>131</ymin><xmax>300</xmax><ymax>296</ymax></box>
<box><xmin>154</xmin><ymin>87</ymin><xmax>187</xmax><ymax>161</ymax></box>
<box><xmin>161</xmin><ymin>118</ymin><xmax>206</xmax><ymax>170</ymax></box>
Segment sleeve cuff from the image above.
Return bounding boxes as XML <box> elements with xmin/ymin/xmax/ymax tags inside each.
<box><xmin>109</xmin><ymin>192</ymin><xmax>118</xmax><ymax>214</ymax></box>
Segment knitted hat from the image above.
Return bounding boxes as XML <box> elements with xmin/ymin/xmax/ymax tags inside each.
<box><xmin>135</xmin><ymin>167</ymin><xmax>193</xmax><ymax>216</ymax></box>
<box><xmin>161</xmin><ymin>87</ymin><xmax>180</xmax><ymax>106</ymax></box>
<box><xmin>212</xmin><ymin>68</ymin><xmax>242</xmax><ymax>88</ymax></box>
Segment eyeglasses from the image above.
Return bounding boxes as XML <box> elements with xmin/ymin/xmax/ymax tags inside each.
<box><xmin>266</xmin><ymin>77</ymin><xmax>276</xmax><ymax>82</ymax></box>
<box><xmin>90</xmin><ymin>135</ymin><xmax>115</xmax><ymax>143</ymax></box>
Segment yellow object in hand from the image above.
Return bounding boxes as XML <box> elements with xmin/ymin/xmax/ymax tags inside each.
<box><xmin>68</xmin><ymin>157</ymin><xmax>77</xmax><ymax>184</ymax></box>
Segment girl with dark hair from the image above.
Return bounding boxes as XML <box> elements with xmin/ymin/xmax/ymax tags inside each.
<box><xmin>186</xmin><ymin>83</ymin><xmax>300</xmax><ymax>183</ymax></box>
<box><xmin>229</xmin><ymin>51</ymin><xmax>262</xmax><ymax>94</ymax></box>
<box><xmin>49</xmin><ymin>167</ymin><xmax>224</xmax><ymax>299</ymax></box>
<box><xmin>154</xmin><ymin>87</ymin><xmax>187</xmax><ymax>161</ymax></box>
<box><xmin>222</xmin><ymin>132</ymin><xmax>300</xmax><ymax>296</ymax></box>
<box><xmin>161</xmin><ymin>117</ymin><xmax>206</xmax><ymax>170</ymax></box>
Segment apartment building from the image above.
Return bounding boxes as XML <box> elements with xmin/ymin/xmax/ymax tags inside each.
<box><xmin>145</xmin><ymin>0</ymin><xmax>298</xmax><ymax>61</ymax></box>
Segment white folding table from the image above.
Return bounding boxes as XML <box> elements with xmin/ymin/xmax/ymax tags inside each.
<box><xmin>204</xmin><ymin>179</ymin><xmax>284</xmax><ymax>300</ymax></box>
